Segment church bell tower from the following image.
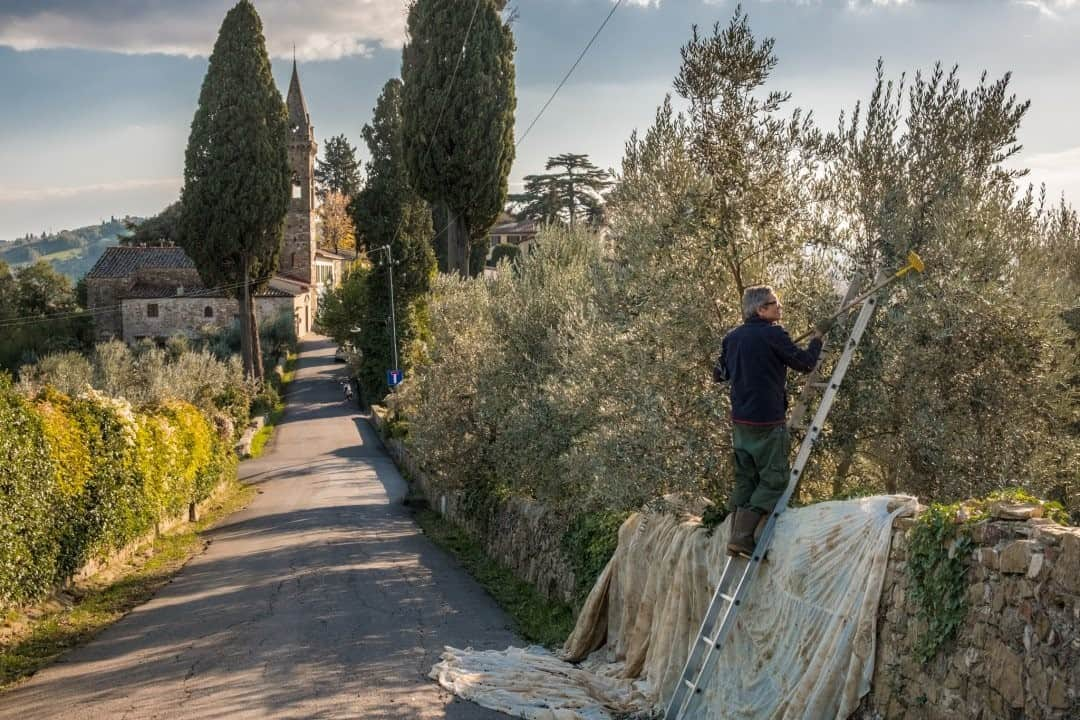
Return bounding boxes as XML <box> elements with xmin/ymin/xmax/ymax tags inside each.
<box><xmin>283</xmin><ymin>59</ymin><xmax>317</xmax><ymax>286</ymax></box>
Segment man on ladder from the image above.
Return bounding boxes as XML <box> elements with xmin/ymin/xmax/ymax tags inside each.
<box><xmin>714</xmin><ymin>285</ymin><xmax>832</xmax><ymax>557</ymax></box>
<box><xmin>668</xmin><ymin>253</ymin><xmax>922</xmax><ymax>720</ymax></box>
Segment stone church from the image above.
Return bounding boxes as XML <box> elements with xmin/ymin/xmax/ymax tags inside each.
<box><xmin>86</xmin><ymin>61</ymin><xmax>347</xmax><ymax>343</ymax></box>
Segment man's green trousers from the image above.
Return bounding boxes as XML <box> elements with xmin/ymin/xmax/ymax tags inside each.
<box><xmin>729</xmin><ymin>423</ymin><xmax>791</xmax><ymax>513</ymax></box>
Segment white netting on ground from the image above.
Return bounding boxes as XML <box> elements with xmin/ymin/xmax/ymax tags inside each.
<box><xmin>431</xmin><ymin>495</ymin><xmax>917</xmax><ymax>720</ymax></box>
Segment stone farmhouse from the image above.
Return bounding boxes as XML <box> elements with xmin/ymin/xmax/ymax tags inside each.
<box><xmin>487</xmin><ymin>216</ymin><xmax>539</xmax><ymax>256</ymax></box>
<box><xmin>86</xmin><ymin>62</ymin><xmax>347</xmax><ymax>343</ymax></box>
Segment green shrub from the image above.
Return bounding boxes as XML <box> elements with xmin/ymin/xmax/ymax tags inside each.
<box><xmin>907</xmin><ymin>503</ymin><xmax>974</xmax><ymax>663</ymax></box>
<box><xmin>0</xmin><ymin>376</ymin><xmax>62</xmax><ymax>606</ymax></box>
<box><xmin>249</xmin><ymin>383</ymin><xmax>280</xmax><ymax>418</ymax></box>
<box><xmin>260</xmin><ymin>309</ymin><xmax>298</xmax><ymax>368</ymax></box>
<box><xmin>561</xmin><ymin>510</ymin><xmax>632</xmax><ymax>601</ymax></box>
<box><xmin>0</xmin><ymin>380</ymin><xmax>236</xmax><ymax>611</ymax></box>
<box><xmin>20</xmin><ymin>342</ymin><xmax>251</xmax><ymax>419</ymax></box>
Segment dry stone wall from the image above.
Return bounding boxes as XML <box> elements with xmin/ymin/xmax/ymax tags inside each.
<box><xmin>369</xmin><ymin>410</ymin><xmax>579</xmax><ymax>605</ymax></box>
<box><xmin>369</xmin><ymin>410</ymin><xmax>1078</xmax><ymax>717</ymax></box>
<box><xmin>859</xmin><ymin>512</ymin><xmax>1079</xmax><ymax>719</ymax></box>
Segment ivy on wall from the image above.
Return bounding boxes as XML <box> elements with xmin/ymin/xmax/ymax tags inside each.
<box><xmin>907</xmin><ymin>489</ymin><xmax>1069</xmax><ymax>662</ymax></box>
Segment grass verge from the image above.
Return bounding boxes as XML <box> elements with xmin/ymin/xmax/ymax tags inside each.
<box><xmin>0</xmin><ymin>477</ymin><xmax>256</xmax><ymax>690</ymax></box>
<box><xmin>249</xmin><ymin>352</ymin><xmax>298</xmax><ymax>459</ymax></box>
<box><xmin>413</xmin><ymin>507</ymin><xmax>575</xmax><ymax>649</ymax></box>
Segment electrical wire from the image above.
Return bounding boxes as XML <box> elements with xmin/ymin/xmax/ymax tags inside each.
<box><xmin>516</xmin><ymin>0</ymin><xmax>623</xmax><ymax>149</ymax></box>
<box><xmin>415</xmin><ymin>0</ymin><xmax>624</xmax><ymax>261</ymax></box>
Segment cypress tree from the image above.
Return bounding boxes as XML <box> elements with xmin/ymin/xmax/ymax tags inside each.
<box><xmin>401</xmin><ymin>0</ymin><xmax>516</xmax><ymax>276</ymax></box>
<box><xmin>352</xmin><ymin>79</ymin><xmax>436</xmax><ymax>400</ymax></box>
<box><xmin>179</xmin><ymin>0</ymin><xmax>290</xmax><ymax>382</ymax></box>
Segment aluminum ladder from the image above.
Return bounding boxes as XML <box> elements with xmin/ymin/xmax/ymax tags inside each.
<box><xmin>664</xmin><ymin>276</ymin><xmax>883</xmax><ymax>720</ymax></box>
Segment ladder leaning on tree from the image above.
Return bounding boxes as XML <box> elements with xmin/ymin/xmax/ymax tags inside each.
<box><xmin>665</xmin><ymin>251</ymin><xmax>924</xmax><ymax>720</ymax></box>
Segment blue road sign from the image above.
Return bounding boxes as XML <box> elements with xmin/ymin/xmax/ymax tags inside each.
<box><xmin>387</xmin><ymin>369</ymin><xmax>403</xmax><ymax>387</ymax></box>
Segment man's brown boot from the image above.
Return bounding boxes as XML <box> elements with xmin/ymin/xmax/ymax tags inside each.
<box><xmin>727</xmin><ymin>508</ymin><xmax>762</xmax><ymax>557</ymax></box>
<box><xmin>753</xmin><ymin>512</ymin><xmax>770</xmax><ymax>543</ymax></box>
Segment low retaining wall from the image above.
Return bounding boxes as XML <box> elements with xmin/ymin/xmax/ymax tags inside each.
<box><xmin>369</xmin><ymin>409</ymin><xmax>579</xmax><ymax>606</ymax></box>
<box><xmin>859</xmin><ymin>512</ymin><xmax>1079</xmax><ymax>719</ymax></box>
<box><xmin>370</xmin><ymin>410</ymin><xmax>1078</xmax><ymax>717</ymax></box>
<box><xmin>70</xmin><ymin>476</ymin><xmax>234</xmax><ymax>585</ymax></box>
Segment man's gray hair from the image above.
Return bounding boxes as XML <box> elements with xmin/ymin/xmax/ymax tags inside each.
<box><xmin>742</xmin><ymin>285</ymin><xmax>775</xmax><ymax>321</ymax></box>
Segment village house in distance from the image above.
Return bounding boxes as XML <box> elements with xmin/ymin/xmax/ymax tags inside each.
<box><xmin>85</xmin><ymin>62</ymin><xmax>347</xmax><ymax>343</ymax></box>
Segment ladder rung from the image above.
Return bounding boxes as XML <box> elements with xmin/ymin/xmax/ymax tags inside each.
<box><xmin>719</xmin><ymin>592</ymin><xmax>736</xmax><ymax>604</ymax></box>
<box><xmin>683</xmin><ymin>679</ymin><xmax>696</xmax><ymax>691</ymax></box>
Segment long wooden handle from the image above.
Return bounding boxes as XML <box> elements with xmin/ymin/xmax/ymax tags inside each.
<box><xmin>792</xmin><ymin>251</ymin><xmax>924</xmax><ymax>343</ymax></box>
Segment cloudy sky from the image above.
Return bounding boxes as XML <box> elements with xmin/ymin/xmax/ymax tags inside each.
<box><xmin>1</xmin><ymin>0</ymin><xmax>1078</xmax><ymax>240</ymax></box>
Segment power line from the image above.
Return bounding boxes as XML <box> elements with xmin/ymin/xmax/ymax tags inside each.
<box><xmin>421</xmin><ymin>0</ymin><xmax>626</xmax><ymax>262</ymax></box>
<box><xmin>516</xmin><ymin>0</ymin><xmax>623</xmax><ymax>149</ymax></box>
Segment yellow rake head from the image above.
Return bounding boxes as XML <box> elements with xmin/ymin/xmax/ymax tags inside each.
<box><xmin>894</xmin><ymin>250</ymin><xmax>925</xmax><ymax>278</ymax></box>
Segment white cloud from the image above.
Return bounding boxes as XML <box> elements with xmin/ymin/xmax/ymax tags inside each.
<box><xmin>0</xmin><ymin>1</ymin><xmax>409</xmax><ymax>60</ymax></box>
<box><xmin>1014</xmin><ymin>0</ymin><xmax>1080</xmax><ymax>18</ymax></box>
<box><xmin>1016</xmin><ymin>146</ymin><xmax>1080</xmax><ymax>206</ymax></box>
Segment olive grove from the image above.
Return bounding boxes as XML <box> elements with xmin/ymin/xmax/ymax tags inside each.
<box><xmin>390</xmin><ymin>11</ymin><xmax>1079</xmax><ymax>524</ymax></box>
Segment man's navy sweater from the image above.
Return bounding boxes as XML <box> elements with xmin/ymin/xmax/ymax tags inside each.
<box><xmin>714</xmin><ymin>316</ymin><xmax>823</xmax><ymax>426</ymax></box>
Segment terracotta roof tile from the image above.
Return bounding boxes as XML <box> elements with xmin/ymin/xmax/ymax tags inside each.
<box><xmin>86</xmin><ymin>246</ymin><xmax>196</xmax><ymax>279</ymax></box>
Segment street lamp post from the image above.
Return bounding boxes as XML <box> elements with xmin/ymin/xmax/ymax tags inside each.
<box><xmin>382</xmin><ymin>244</ymin><xmax>399</xmax><ymax>378</ymax></box>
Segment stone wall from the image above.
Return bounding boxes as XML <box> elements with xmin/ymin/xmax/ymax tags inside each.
<box><xmin>369</xmin><ymin>409</ymin><xmax>1078</xmax><ymax>716</ymax></box>
<box><xmin>86</xmin><ymin>277</ymin><xmax>130</xmax><ymax>340</ymax></box>
<box><xmin>859</xmin><ymin>511</ymin><xmax>1079</xmax><ymax>719</ymax></box>
<box><xmin>255</xmin><ymin>296</ymin><xmax>305</xmax><ymax>337</ymax></box>
<box><xmin>121</xmin><ymin>296</ymin><xmax>240</xmax><ymax>341</ymax></box>
<box><xmin>120</xmin><ymin>295</ymin><xmax>301</xmax><ymax>342</ymax></box>
<box><xmin>369</xmin><ymin>409</ymin><xmax>579</xmax><ymax>605</ymax></box>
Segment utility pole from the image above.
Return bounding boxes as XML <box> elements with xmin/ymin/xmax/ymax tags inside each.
<box><xmin>382</xmin><ymin>244</ymin><xmax>399</xmax><ymax>376</ymax></box>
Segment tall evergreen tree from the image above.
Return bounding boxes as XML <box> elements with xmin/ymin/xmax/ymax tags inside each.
<box><xmin>544</xmin><ymin>153</ymin><xmax>612</xmax><ymax>227</ymax></box>
<box><xmin>178</xmin><ymin>0</ymin><xmax>290</xmax><ymax>382</ymax></box>
<box><xmin>510</xmin><ymin>153</ymin><xmax>612</xmax><ymax>226</ymax></box>
<box><xmin>349</xmin><ymin>78</ymin><xmax>436</xmax><ymax>400</ymax></box>
<box><xmin>401</xmin><ymin>0</ymin><xmax>516</xmax><ymax>276</ymax></box>
<box><xmin>509</xmin><ymin>173</ymin><xmax>563</xmax><ymax>224</ymax></box>
<box><xmin>314</xmin><ymin>134</ymin><xmax>362</xmax><ymax>199</ymax></box>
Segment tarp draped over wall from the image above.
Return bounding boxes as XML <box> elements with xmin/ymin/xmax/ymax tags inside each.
<box><xmin>431</xmin><ymin>495</ymin><xmax>917</xmax><ymax>720</ymax></box>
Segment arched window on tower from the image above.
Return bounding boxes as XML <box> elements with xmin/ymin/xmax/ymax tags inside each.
<box><xmin>292</xmin><ymin>172</ymin><xmax>302</xmax><ymax>200</ymax></box>
<box><xmin>291</xmin><ymin>252</ymin><xmax>297</xmax><ymax>268</ymax></box>
<box><xmin>204</xmin><ymin>306</ymin><xmax>214</xmax><ymax>318</ymax></box>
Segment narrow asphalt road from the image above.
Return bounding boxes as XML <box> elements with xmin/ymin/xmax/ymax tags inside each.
<box><xmin>0</xmin><ymin>336</ymin><xmax>519</xmax><ymax>719</ymax></box>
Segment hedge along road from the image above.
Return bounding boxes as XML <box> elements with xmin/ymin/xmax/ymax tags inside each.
<box><xmin>0</xmin><ymin>336</ymin><xmax>518</xmax><ymax>720</ymax></box>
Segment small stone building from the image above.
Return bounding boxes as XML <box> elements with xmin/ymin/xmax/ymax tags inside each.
<box><xmin>487</xmin><ymin>217</ymin><xmax>539</xmax><ymax>257</ymax></box>
<box><xmin>86</xmin><ymin>61</ymin><xmax>345</xmax><ymax>343</ymax></box>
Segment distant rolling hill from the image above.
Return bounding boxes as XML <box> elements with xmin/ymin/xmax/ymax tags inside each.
<box><xmin>0</xmin><ymin>217</ymin><xmax>140</xmax><ymax>281</ymax></box>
